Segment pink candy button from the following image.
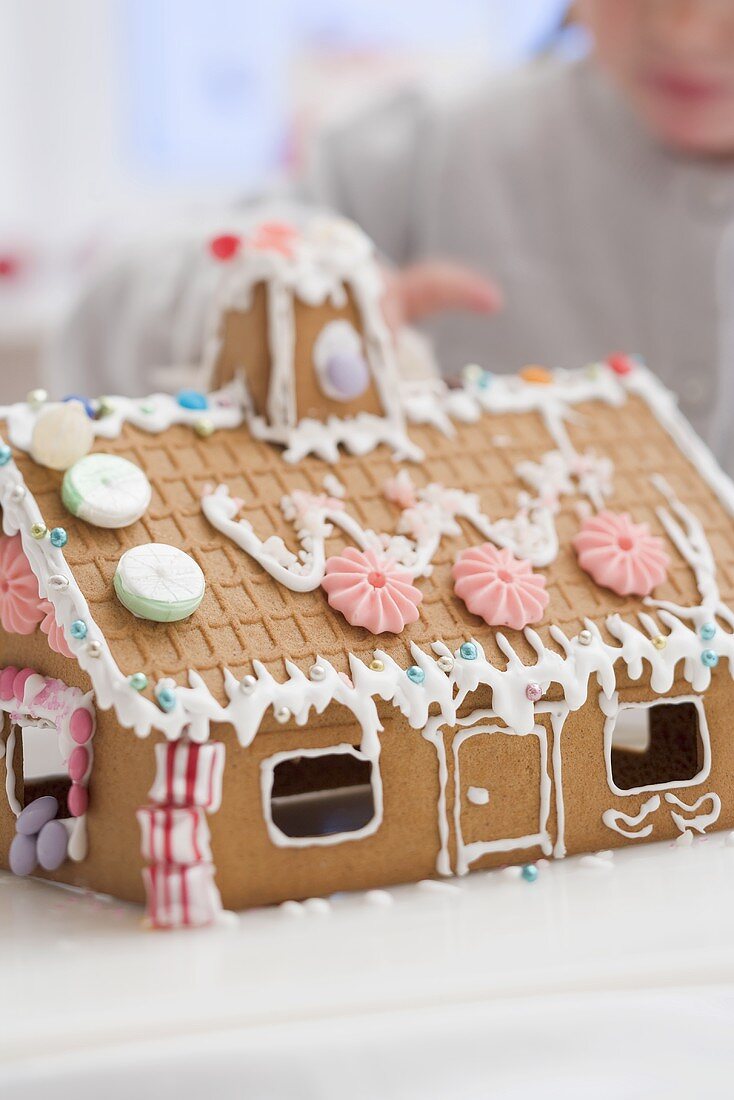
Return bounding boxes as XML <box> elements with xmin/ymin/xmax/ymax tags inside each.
<box><xmin>68</xmin><ymin>746</ymin><xmax>88</xmax><ymax>783</ymax></box>
<box><xmin>12</xmin><ymin>667</ymin><xmax>35</xmax><ymax>702</ymax></box>
<box><xmin>0</xmin><ymin>666</ymin><xmax>18</xmax><ymax>701</ymax></box>
<box><xmin>69</xmin><ymin>707</ymin><xmax>93</xmax><ymax>744</ymax></box>
<box><xmin>67</xmin><ymin>783</ymin><xmax>88</xmax><ymax>817</ymax></box>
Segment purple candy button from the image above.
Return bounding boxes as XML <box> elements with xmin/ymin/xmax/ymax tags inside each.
<box><xmin>16</xmin><ymin>795</ymin><xmax>58</xmax><ymax>837</ymax></box>
<box><xmin>9</xmin><ymin>833</ymin><xmax>37</xmax><ymax>876</ymax></box>
<box><xmin>324</xmin><ymin>353</ymin><xmax>370</xmax><ymax>401</ymax></box>
<box><xmin>37</xmin><ymin>820</ymin><xmax>69</xmax><ymax>871</ymax></box>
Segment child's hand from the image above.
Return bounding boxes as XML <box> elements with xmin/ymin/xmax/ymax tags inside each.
<box><xmin>382</xmin><ymin>260</ymin><xmax>503</xmax><ymax>331</ymax></box>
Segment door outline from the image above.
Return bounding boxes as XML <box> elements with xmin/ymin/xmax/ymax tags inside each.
<box><xmin>451</xmin><ymin>720</ymin><xmax>553</xmax><ymax>875</ymax></box>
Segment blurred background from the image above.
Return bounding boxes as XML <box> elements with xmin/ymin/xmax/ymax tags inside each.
<box><xmin>0</xmin><ymin>0</ymin><xmax>578</xmax><ymax>401</ymax></box>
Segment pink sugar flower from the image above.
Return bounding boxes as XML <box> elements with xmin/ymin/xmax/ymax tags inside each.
<box><xmin>573</xmin><ymin>511</ymin><xmax>669</xmax><ymax>597</ymax></box>
<box><xmin>0</xmin><ymin>534</ymin><xmax>44</xmax><ymax>635</ymax></box>
<box><xmin>452</xmin><ymin>543</ymin><xmax>549</xmax><ymax>631</ymax></box>
<box><xmin>251</xmin><ymin>220</ymin><xmax>298</xmax><ymax>258</ymax></box>
<box><xmin>39</xmin><ymin>601</ymin><xmax>73</xmax><ymax>658</ymax></box>
<box><xmin>322</xmin><ymin>547</ymin><xmax>423</xmax><ymax>634</ymax></box>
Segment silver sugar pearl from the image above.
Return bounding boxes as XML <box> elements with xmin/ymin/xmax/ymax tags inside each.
<box><xmin>86</xmin><ymin>640</ymin><xmax>102</xmax><ymax>658</ymax></box>
<box><xmin>578</xmin><ymin>629</ymin><xmax>593</xmax><ymax>646</ymax></box>
<box><xmin>309</xmin><ymin>664</ymin><xmax>326</xmax><ymax>682</ymax></box>
<box><xmin>274</xmin><ymin>706</ymin><xmax>291</xmax><ymax>725</ymax></box>
<box><xmin>9</xmin><ymin>486</ymin><xmax>25</xmax><ymax>503</ymax></box>
<box><xmin>48</xmin><ymin>574</ymin><xmax>69</xmax><ymax>590</ymax></box>
<box><xmin>437</xmin><ymin>655</ymin><xmax>455</xmax><ymax>673</ymax></box>
<box><xmin>239</xmin><ymin>674</ymin><xmax>256</xmax><ymax>695</ymax></box>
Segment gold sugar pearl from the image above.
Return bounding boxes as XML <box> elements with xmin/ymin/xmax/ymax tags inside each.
<box><xmin>30</xmin><ymin>522</ymin><xmax>48</xmax><ymax>540</ymax></box>
<box><xmin>652</xmin><ymin>636</ymin><xmax>667</xmax><ymax>650</ymax></box>
<box><xmin>369</xmin><ymin>659</ymin><xmax>385</xmax><ymax>673</ymax></box>
<box><xmin>194</xmin><ymin>418</ymin><xmax>214</xmax><ymax>439</ymax></box>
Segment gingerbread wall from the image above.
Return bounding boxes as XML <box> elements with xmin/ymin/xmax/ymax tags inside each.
<box><xmin>210</xmin><ymin>281</ymin><xmax>385</xmax><ymax>422</ymax></box>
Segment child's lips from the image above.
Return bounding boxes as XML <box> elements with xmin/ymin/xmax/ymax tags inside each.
<box><xmin>645</xmin><ymin>67</ymin><xmax>728</xmax><ymax>105</ymax></box>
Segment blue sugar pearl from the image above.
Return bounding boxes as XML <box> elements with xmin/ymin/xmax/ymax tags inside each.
<box><xmin>62</xmin><ymin>395</ymin><xmax>96</xmax><ymax>420</ymax></box>
<box><xmin>701</xmin><ymin>649</ymin><xmax>719</xmax><ymax>669</ymax></box>
<box><xmin>406</xmin><ymin>665</ymin><xmax>425</xmax><ymax>685</ymax></box>
<box><xmin>49</xmin><ymin>527</ymin><xmax>68</xmax><ymax>548</ymax></box>
<box><xmin>69</xmin><ymin>620</ymin><xmax>87</xmax><ymax>640</ymax></box>
<box><xmin>129</xmin><ymin>672</ymin><xmax>148</xmax><ymax>692</ymax></box>
<box><xmin>521</xmin><ymin>864</ymin><xmax>538</xmax><ymax>883</ymax></box>
<box><xmin>0</xmin><ymin>444</ymin><xmax>11</xmax><ymax>467</ymax></box>
<box><xmin>156</xmin><ymin>687</ymin><xmax>176</xmax><ymax>713</ymax></box>
<box><xmin>477</xmin><ymin>370</ymin><xmax>493</xmax><ymax>391</ymax></box>
<box><xmin>460</xmin><ymin>642</ymin><xmax>478</xmax><ymax>661</ymax></box>
<box><xmin>177</xmin><ymin>389</ymin><xmax>208</xmax><ymax>411</ymax></box>
<box><xmin>701</xmin><ymin>622</ymin><xmax>717</xmax><ymax>642</ymax></box>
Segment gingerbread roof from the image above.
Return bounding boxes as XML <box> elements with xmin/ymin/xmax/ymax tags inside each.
<box><xmin>4</xmin><ymin>365</ymin><xmax>734</xmax><ymax>741</ymax></box>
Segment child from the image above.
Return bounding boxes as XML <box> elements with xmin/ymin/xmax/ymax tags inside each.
<box><xmin>52</xmin><ymin>0</ymin><xmax>734</xmax><ymax>470</ymax></box>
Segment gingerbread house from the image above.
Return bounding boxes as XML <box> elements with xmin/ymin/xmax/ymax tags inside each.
<box><xmin>0</xmin><ymin>217</ymin><xmax>733</xmax><ymax>929</ymax></box>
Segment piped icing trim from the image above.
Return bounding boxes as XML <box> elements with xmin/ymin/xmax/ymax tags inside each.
<box><xmin>0</xmin><ymin>364</ymin><xmax>732</xmax><ymax>753</ymax></box>
<box><xmin>0</xmin><ymin>378</ymin><xmax>247</xmax><ymax>455</ymax></box>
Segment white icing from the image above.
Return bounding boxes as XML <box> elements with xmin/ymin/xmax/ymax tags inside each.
<box><xmin>466</xmin><ymin>786</ymin><xmax>490</xmax><ymax>806</ymax></box>
<box><xmin>0</xmin><ymin>378</ymin><xmax>247</xmax><ymax>454</ymax></box>
<box><xmin>260</xmin><ymin>742</ymin><xmax>382</xmax><ymax>849</ymax></box>
<box><xmin>603</xmin><ymin>695</ymin><xmax>711</xmax><ymax>798</ymax></box>
<box><xmin>448</xmin><ymin>719</ymin><xmax>553</xmax><ymax>876</ymax></box>
<box><xmin>665</xmin><ymin>791</ymin><xmax>721</xmax><ymax>834</ymax></box>
<box><xmin>602</xmin><ymin>795</ymin><xmax>661</xmax><ymax>839</ymax></box>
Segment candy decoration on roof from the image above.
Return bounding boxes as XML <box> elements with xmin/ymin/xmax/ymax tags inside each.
<box><xmin>573</xmin><ymin>511</ymin><xmax>669</xmax><ymax>597</ymax></box>
<box><xmin>251</xmin><ymin>220</ymin><xmax>298</xmax><ymax>257</ymax></box>
<box><xmin>452</xmin><ymin>544</ymin><xmax>550</xmax><ymax>631</ymax></box>
<box><xmin>520</xmin><ymin>365</ymin><xmax>553</xmax><ymax>385</ymax></box>
<box><xmin>0</xmin><ymin>533</ymin><xmax>45</xmax><ymax>634</ymax></box>
<box><xmin>29</xmin><ymin>401</ymin><xmax>95</xmax><ymax>471</ymax></box>
<box><xmin>62</xmin><ymin>453</ymin><xmax>152</xmax><ymax>529</ymax></box>
<box><xmin>209</xmin><ymin>234</ymin><xmax>241</xmax><ymax>261</ymax></box>
<box><xmin>114</xmin><ymin>543</ymin><xmax>206</xmax><ymax>623</ymax></box>
<box><xmin>606</xmin><ymin>353</ymin><xmax>636</xmax><ymax>376</ymax></box>
<box><xmin>322</xmin><ymin>547</ymin><xmax>423</xmax><ymax>634</ymax></box>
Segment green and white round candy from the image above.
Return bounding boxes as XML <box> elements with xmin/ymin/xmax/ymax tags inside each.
<box><xmin>62</xmin><ymin>453</ymin><xmax>152</xmax><ymax>529</ymax></box>
<box><xmin>114</xmin><ymin>544</ymin><xmax>205</xmax><ymax>623</ymax></box>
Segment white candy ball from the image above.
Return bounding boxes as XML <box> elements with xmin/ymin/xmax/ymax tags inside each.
<box><xmin>30</xmin><ymin>402</ymin><xmax>95</xmax><ymax>471</ymax></box>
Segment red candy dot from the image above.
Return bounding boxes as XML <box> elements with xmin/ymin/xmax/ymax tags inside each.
<box><xmin>68</xmin><ymin>746</ymin><xmax>89</xmax><ymax>783</ymax></box>
<box><xmin>67</xmin><ymin>783</ymin><xmax>88</xmax><ymax>817</ymax></box>
<box><xmin>607</xmin><ymin>353</ymin><xmax>634</xmax><ymax>376</ymax></box>
<box><xmin>13</xmin><ymin>667</ymin><xmax>35</xmax><ymax>702</ymax></box>
<box><xmin>0</xmin><ymin>667</ymin><xmax>18</xmax><ymax>701</ymax></box>
<box><xmin>209</xmin><ymin>234</ymin><xmax>241</xmax><ymax>261</ymax></box>
<box><xmin>69</xmin><ymin>707</ymin><xmax>93</xmax><ymax>744</ymax></box>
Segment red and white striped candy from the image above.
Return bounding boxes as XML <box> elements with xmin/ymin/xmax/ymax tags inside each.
<box><xmin>137</xmin><ymin>805</ymin><xmax>212</xmax><ymax>865</ymax></box>
<box><xmin>142</xmin><ymin>862</ymin><xmax>222</xmax><ymax>929</ymax></box>
<box><xmin>148</xmin><ymin>741</ymin><xmax>225</xmax><ymax>811</ymax></box>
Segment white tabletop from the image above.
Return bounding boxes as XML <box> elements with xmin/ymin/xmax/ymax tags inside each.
<box><xmin>3</xmin><ymin>833</ymin><xmax>734</xmax><ymax>1099</ymax></box>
